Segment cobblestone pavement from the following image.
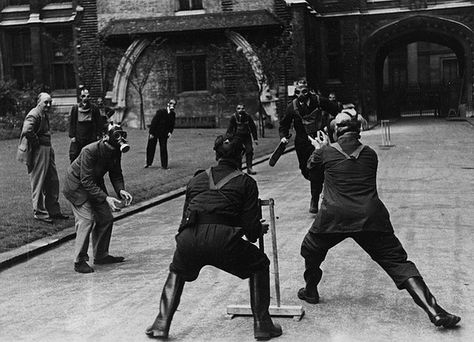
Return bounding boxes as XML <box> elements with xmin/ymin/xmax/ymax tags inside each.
<box><xmin>0</xmin><ymin>118</ymin><xmax>473</xmax><ymax>342</ymax></box>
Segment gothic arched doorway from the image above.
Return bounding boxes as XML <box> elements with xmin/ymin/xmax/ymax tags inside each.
<box><xmin>362</xmin><ymin>15</ymin><xmax>473</xmax><ymax>121</ymax></box>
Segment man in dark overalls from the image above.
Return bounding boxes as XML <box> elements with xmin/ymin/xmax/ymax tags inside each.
<box><xmin>279</xmin><ymin>80</ymin><xmax>339</xmax><ymax>213</ymax></box>
<box><xmin>68</xmin><ymin>88</ymin><xmax>102</xmax><ymax>163</ymax></box>
<box><xmin>298</xmin><ymin>109</ymin><xmax>460</xmax><ymax>329</ymax></box>
<box><xmin>227</xmin><ymin>103</ymin><xmax>259</xmax><ymax>175</ymax></box>
<box><xmin>145</xmin><ymin>135</ymin><xmax>282</xmax><ymax>340</ymax></box>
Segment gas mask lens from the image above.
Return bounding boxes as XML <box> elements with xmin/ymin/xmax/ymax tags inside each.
<box><xmin>111</xmin><ymin>130</ymin><xmax>130</xmax><ymax>153</ymax></box>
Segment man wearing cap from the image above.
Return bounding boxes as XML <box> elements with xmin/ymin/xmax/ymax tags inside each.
<box><xmin>68</xmin><ymin>88</ymin><xmax>102</xmax><ymax>163</ymax></box>
<box><xmin>146</xmin><ymin>134</ymin><xmax>282</xmax><ymax>340</ymax></box>
<box><xmin>297</xmin><ymin>110</ymin><xmax>460</xmax><ymax>329</ymax></box>
<box><xmin>145</xmin><ymin>99</ymin><xmax>177</xmax><ymax>169</ymax></box>
<box><xmin>226</xmin><ymin>103</ymin><xmax>259</xmax><ymax>174</ymax></box>
<box><xmin>279</xmin><ymin>80</ymin><xmax>339</xmax><ymax>213</ymax></box>
<box><xmin>17</xmin><ymin>92</ymin><xmax>69</xmax><ymax>223</ymax></box>
<box><xmin>63</xmin><ymin>123</ymin><xmax>133</xmax><ymax>274</ymax></box>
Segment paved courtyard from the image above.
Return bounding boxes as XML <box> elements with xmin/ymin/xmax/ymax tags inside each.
<box><xmin>0</xmin><ymin>118</ymin><xmax>473</xmax><ymax>342</ymax></box>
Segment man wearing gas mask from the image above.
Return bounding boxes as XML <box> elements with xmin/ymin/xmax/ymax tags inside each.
<box><xmin>279</xmin><ymin>80</ymin><xmax>339</xmax><ymax>214</ymax></box>
<box><xmin>297</xmin><ymin>109</ymin><xmax>460</xmax><ymax>329</ymax></box>
<box><xmin>145</xmin><ymin>134</ymin><xmax>282</xmax><ymax>340</ymax></box>
<box><xmin>226</xmin><ymin>103</ymin><xmax>259</xmax><ymax>175</ymax></box>
<box><xmin>63</xmin><ymin>123</ymin><xmax>133</xmax><ymax>274</ymax></box>
<box><xmin>145</xmin><ymin>99</ymin><xmax>177</xmax><ymax>169</ymax></box>
<box><xmin>68</xmin><ymin>88</ymin><xmax>102</xmax><ymax>163</ymax></box>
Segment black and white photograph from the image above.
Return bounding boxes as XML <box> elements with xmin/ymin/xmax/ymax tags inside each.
<box><xmin>0</xmin><ymin>1</ymin><xmax>472</xmax><ymax>341</ymax></box>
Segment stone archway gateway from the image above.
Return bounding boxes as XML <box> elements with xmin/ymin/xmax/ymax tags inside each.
<box><xmin>361</xmin><ymin>15</ymin><xmax>474</xmax><ymax>120</ymax></box>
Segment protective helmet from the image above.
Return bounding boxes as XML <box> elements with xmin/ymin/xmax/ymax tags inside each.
<box><xmin>333</xmin><ymin>106</ymin><xmax>362</xmax><ymax>138</ymax></box>
<box><xmin>213</xmin><ymin>134</ymin><xmax>245</xmax><ymax>161</ymax></box>
<box><xmin>106</xmin><ymin>123</ymin><xmax>130</xmax><ymax>153</ymax></box>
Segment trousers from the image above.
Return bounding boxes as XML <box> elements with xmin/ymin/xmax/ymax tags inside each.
<box><xmin>170</xmin><ymin>224</ymin><xmax>269</xmax><ymax>281</ymax></box>
<box><xmin>146</xmin><ymin>136</ymin><xmax>169</xmax><ymax>168</ymax></box>
<box><xmin>295</xmin><ymin>139</ymin><xmax>322</xmax><ymax>202</ymax></box>
<box><xmin>301</xmin><ymin>231</ymin><xmax>421</xmax><ymax>289</ymax></box>
<box><xmin>70</xmin><ymin>200</ymin><xmax>114</xmax><ymax>263</ymax></box>
<box><xmin>29</xmin><ymin>145</ymin><xmax>61</xmax><ymax>218</ymax></box>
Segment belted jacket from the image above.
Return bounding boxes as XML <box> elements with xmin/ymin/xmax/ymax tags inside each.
<box><xmin>307</xmin><ymin>132</ymin><xmax>394</xmax><ymax>234</ymax></box>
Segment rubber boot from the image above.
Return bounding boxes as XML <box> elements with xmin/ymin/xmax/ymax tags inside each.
<box><xmin>403</xmin><ymin>277</ymin><xmax>460</xmax><ymax>328</ymax></box>
<box><xmin>309</xmin><ymin>197</ymin><xmax>318</xmax><ymax>214</ymax></box>
<box><xmin>145</xmin><ymin>272</ymin><xmax>186</xmax><ymax>339</ymax></box>
<box><xmin>246</xmin><ymin>155</ymin><xmax>256</xmax><ymax>175</ymax></box>
<box><xmin>249</xmin><ymin>268</ymin><xmax>282</xmax><ymax>340</ymax></box>
<box><xmin>298</xmin><ymin>267</ymin><xmax>321</xmax><ymax>304</ymax></box>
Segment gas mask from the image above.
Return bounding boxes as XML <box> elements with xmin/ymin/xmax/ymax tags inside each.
<box><xmin>107</xmin><ymin>124</ymin><xmax>130</xmax><ymax>153</ymax></box>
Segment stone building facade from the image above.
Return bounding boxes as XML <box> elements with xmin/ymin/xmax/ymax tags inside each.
<box><xmin>95</xmin><ymin>0</ymin><xmax>306</xmax><ymax>128</ymax></box>
<box><xmin>2</xmin><ymin>1</ymin><xmax>472</xmax><ymax>123</ymax></box>
<box><xmin>0</xmin><ymin>0</ymin><xmax>81</xmax><ymax>113</ymax></box>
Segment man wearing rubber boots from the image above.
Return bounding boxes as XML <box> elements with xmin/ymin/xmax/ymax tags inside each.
<box><xmin>297</xmin><ymin>109</ymin><xmax>460</xmax><ymax>329</ymax></box>
<box><xmin>63</xmin><ymin>123</ymin><xmax>133</xmax><ymax>274</ymax></box>
<box><xmin>279</xmin><ymin>80</ymin><xmax>339</xmax><ymax>213</ymax></box>
<box><xmin>145</xmin><ymin>134</ymin><xmax>282</xmax><ymax>340</ymax></box>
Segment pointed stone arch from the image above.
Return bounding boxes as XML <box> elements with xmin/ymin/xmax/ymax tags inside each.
<box><xmin>361</xmin><ymin>15</ymin><xmax>474</xmax><ymax>120</ymax></box>
<box><xmin>225</xmin><ymin>30</ymin><xmax>278</xmax><ymax>122</ymax></box>
<box><xmin>109</xmin><ymin>38</ymin><xmax>152</xmax><ymax>122</ymax></box>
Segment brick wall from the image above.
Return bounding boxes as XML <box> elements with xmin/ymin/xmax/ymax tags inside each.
<box><xmin>77</xmin><ymin>0</ymin><xmax>103</xmax><ymax>99</ymax></box>
<box><xmin>97</xmin><ymin>0</ymin><xmax>278</xmax><ymax>30</ymax></box>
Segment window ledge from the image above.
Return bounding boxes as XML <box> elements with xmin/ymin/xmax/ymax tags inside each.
<box><xmin>175</xmin><ymin>9</ymin><xmax>205</xmax><ymax>16</ymax></box>
<box><xmin>178</xmin><ymin>90</ymin><xmax>209</xmax><ymax>97</ymax></box>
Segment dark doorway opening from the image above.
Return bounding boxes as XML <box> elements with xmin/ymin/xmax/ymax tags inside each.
<box><xmin>375</xmin><ymin>32</ymin><xmax>466</xmax><ymax>120</ymax></box>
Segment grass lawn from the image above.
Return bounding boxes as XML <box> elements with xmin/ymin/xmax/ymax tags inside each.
<box><xmin>0</xmin><ymin>126</ymin><xmax>282</xmax><ymax>253</ymax></box>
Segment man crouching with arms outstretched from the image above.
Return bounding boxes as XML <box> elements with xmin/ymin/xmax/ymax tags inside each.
<box><xmin>63</xmin><ymin>123</ymin><xmax>133</xmax><ymax>273</ymax></box>
<box><xmin>146</xmin><ymin>134</ymin><xmax>282</xmax><ymax>340</ymax></box>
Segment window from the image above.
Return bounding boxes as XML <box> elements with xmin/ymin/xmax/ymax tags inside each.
<box><xmin>325</xmin><ymin>20</ymin><xmax>342</xmax><ymax>81</ymax></box>
<box><xmin>9</xmin><ymin>30</ymin><xmax>33</xmax><ymax>88</ymax></box>
<box><xmin>177</xmin><ymin>55</ymin><xmax>207</xmax><ymax>92</ymax></box>
<box><xmin>178</xmin><ymin>0</ymin><xmax>203</xmax><ymax>11</ymax></box>
<box><xmin>47</xmin><ymin>28</ymin><xmax>76</xmax><ymax>91</ymax></box>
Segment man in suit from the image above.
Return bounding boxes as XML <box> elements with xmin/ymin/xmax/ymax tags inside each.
<box><xmin>17</xmin><ymin>92</ymin><xmax>68</xmax><ymax>223</ymax></box>
<box><xmin>63</xmin><ymin>123</ymin><xmax>133</xmax><ymax>274</ymax></box>
<box><xmin>145</xmin><ymin>99</ymin><xmax>177</xmax><ymax>169</ymax></box>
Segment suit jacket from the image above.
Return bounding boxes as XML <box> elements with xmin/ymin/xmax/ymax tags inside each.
<box><xmin>63</xmin><ymin>140</ymin><xmax>125</xmax><ymax>206</ymax></box>
<box><xmin>17</xmin><ymin>106</ymin><xmax>50</xmax><ymax>173</ymax></box>
<box><xmin>149</xmin><ymin>108</ymin><xmax>176</xmax><ymax>137</ymax></box>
